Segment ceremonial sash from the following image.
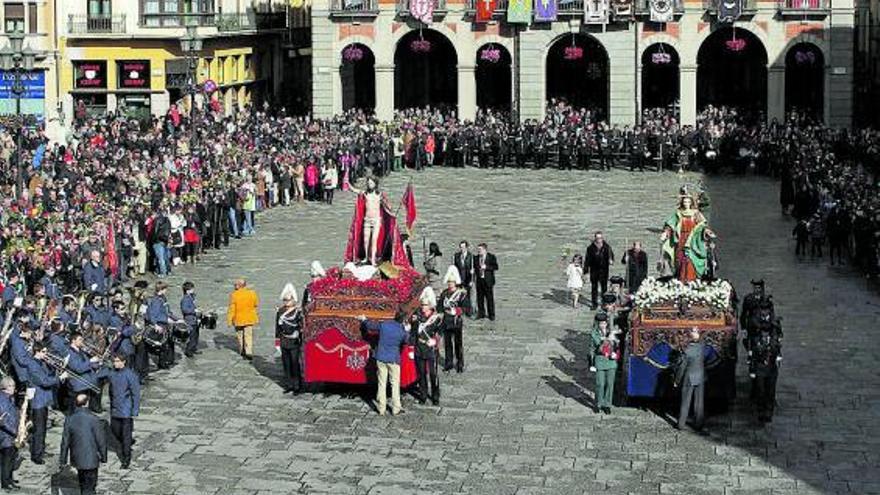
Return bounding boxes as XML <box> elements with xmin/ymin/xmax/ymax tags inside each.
<box><xmin>534</xmin><ymin>0</ymin><xmax>557</xmax><ymax>21</ymax></box>
<box><xmin>507</xmin><ymin>0</ymin><xmax>532</xmax><ymax>23</ymax></box>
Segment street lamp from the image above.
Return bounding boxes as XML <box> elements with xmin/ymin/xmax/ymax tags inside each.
<box><xmin>0</xmin><ymin>32</ymin><xmax>37</xmax><ymax>198</ymax></box>
<box><xmin>179</xmin><ymin>24</ymin><xmax>203</xmax><ymax>144</ymax></box>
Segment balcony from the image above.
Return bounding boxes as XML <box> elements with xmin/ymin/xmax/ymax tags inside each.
<box><xmin>396</xmin><ymin>0</ymin><xmax>447</xmax><ymax>18</ymax></box>
<box><xmin>777</xmin><ymin>0</ymin><xmax>829</xmax><ymax>16</ymax></box>
<box><xmin>216</xmin><ymin>12</ymin><xmax>287</xmax><ymax>31</ymax></box>
<box><xmin>67</xmin><ymin>14</ymin><xmax>127</xmax><ymax>34</ymax></box>
<box><xmin>703</xmin><ymin>0</ymin><xmax>757</xmax><ymax>18</ymax></box>
<box><xmin>633</xmin><ymin>0</ymin><xmax>684</xmax><ymax>19</ymax></box>
<box><xmin>463</xmin><ymin>0</ymin><xmax>510</xmax><ymax>17</ymax></box>
<box><xmin>330</xmin><ymin>0</ymin><xmax>380</xmax><ymax>17</ymax></box>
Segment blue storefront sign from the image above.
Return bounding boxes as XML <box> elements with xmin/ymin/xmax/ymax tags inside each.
<box><xmin>0</xmin><ymin>69</ymin><xmax>45</xmax><ymax>99</ymax></box>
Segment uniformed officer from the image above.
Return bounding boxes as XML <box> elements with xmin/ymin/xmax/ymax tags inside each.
<box><xmin>0</xmin><ymin>377</ymin><xmax>20</xmax><ymax>489</ymax></box>
<box><xmin>106</xmin><ymin>353</ymin><xmax>140</xmax><ymax>468</ymax></box>
<box><xmin>740</xmin><ymin>279</ymin><xmax>773</xmax><ymax>337</ymax></box>
<box><xmin>747</xmin><ymin>316</ymin><xmax>782</xmax><ymax>423</ymax></box>
<box><xmin>438</xmin><ymin>266</ymin><xmax>470</xmax><ymax>373</ymax></box>
<box><xmin>275</xmin><ymin>283</ymin><xmax>304</xmax><ymax>394</ymax></box>
<box><xmin>411</xmin><ymin>288</ymin><xmax>443</xmax><ymax>406</ymax></box>
<box><xmin>589</xmin><ymin>312</ymin><xmax>619</xmax><ymax>415</ymax></box>
<box><xmin>180</xmin><ymin>281</ymin><xmax>200</xmax><ymax>358</ymax></box>
<box><xmin>26</xmin><ymin>343</ymin><xmax>63</xmax><ymax>464</ymax></box>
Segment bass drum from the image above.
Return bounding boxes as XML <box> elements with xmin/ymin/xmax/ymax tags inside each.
<box><xmin>199</xmin><ymin>311</ymin><xmax>217</xmax><ymax>330</ymax></box>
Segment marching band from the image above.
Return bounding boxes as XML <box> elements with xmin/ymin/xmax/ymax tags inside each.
<box><xmin>0</xmin><ymin>276</ymin><xmax>215</xmax><ymax>492</ymax></box>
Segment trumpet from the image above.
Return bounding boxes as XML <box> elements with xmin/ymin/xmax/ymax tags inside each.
<box><xmin>42</xmin><ymin>351</ymin><xmax>101</xmax><ymax>394</ymax></box>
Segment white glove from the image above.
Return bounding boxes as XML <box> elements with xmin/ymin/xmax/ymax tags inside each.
<box><xmin>91</xmin><ymin>283</ymin><xmax>97</xmax><ymax>290</ymax></box>
<box><xmin>589</xmin><ymin>366</ymin><xmax>597</xmax><ymax>373</ymax></box>
<box><xmin>428</xmin><ymin>338</ymin><xmax>437</xmax><ymax>348</ymax></box>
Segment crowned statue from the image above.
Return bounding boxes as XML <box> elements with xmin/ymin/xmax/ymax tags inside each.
<box><xmin>660</xmin><ymin>185</ymin><xmax>716</xmax><ymax>282</ymax></box>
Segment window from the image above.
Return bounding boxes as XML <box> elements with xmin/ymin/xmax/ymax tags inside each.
<box><xmin>4</xmin><ymin>4</ymin><xmax>24</xmax><ymax>33</ymax></box>
<box><xmin>141</xmin><ymin>0</ymin><xmax>214</xmax><ymax>26</ymax></box>
<box><xmin>27</xmin><ymin>3</ymin><xmax>35</xmax><ymax>33</ymax></box>
<box><xmin>88</xmin><ymin>0</ymin><xmax>111</xmax><ymax>15</ymax></box>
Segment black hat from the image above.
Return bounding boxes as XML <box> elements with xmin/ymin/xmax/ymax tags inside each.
<box><xmin>759</xmin><ymin>298</ymin><xmax>774</xmax><ymax>310</ymax></box>
<box><xmin>594</xmin><ymin>312</ymin><xmax>608</xmax><ymax>322</ymax></box>
<box><xmin>609</xmin><ymin>276</ymin><xmax>624</xmax><ymax>285</ymax></box>
<box><xmin>750</xmin><ymin>279</ymin><xmax>765</xmax><ymax>287</ymax></box>
<box><xmin>602</xmin><ymin>293</ymin><xmax>617</xmax><ymax>305</ymax></box>
<box><xmin>133</xmin><ymin>280</ymin><xmax>149</xmax><ymax>289</ymax></box>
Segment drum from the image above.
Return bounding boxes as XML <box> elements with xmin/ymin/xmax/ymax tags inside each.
<box><xmin>171</xmin><ymin>321</ymin><xmax>190</xmax><ymax>343</ymax></box>
<box><xmin>143</xmin><ymin>324</ymin><xmax>168</xmax><ymax>351</ymax></box>
<box><xmin>200</xmin><ymin>311</ymin><xmax>217</xmax><ymax>330</ymax></box>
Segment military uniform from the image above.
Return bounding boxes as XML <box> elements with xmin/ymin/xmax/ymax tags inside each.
<box><xmin>0</xmin><ymin>390</ymin><xmax>19</xmax><ymax>489</ymax></box>
<box><xmin>411</xmin><ymin>310</ymin><xmax>443</xmax><ymax>405</ymax></box>
<box><xmin>438</xmin><ymin>286</ymin><xmax>470</xmax><ymax>372</ymax></box>
<box><xmin>747</xmin><ymin>321</ymin><xmax>782</xmax><ymax>422</ymax></box>
<box><xmin>589</xmin><ymin>313</ymin><xmax>619</xmax><ymax>414</ymax></box>
<box><xmin>180</xmin><ymin>292</ymin><xmax>200</xmax><ymax>357</ymax></box>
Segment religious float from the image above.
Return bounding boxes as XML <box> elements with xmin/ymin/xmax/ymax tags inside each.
<box><xmin>302</xmin><ymin>181</ymin><xmax>424</xmax><ymax>386</ymax></box>
<box><xmin>623</xmin><ymin>277</ymin><xmax>737</xmax><ymax>403</ymax></box>
<box><xmin>621</xmin><ymin>185</ymin><xmax>736</xmax><ymax>404</ymax></box>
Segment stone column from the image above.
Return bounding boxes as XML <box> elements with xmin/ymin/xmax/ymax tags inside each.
<box><xmin>767</xmin><ymin>65</ymin><xmax>785</xmax><ymax>123</ymax></box>
<box><xmin>375</xmin><ymin>64</ymin><xmax>394</xmax><ymax>122</ymax></box>
<box><xmin>458</xmin><ymin>65</ymin><xmax>476</xmax><ymax>121</ymax></box>
<box><xmin>680</xmin><ymin>65</ymin><xmax>697</xmax><ymax>126</ymax></box>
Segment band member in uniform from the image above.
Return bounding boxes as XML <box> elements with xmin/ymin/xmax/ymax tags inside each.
<box><xmin>145</xmin><ymin>282</ymin><xmax>179</xmax><ymax>369</ymax></box>
<box><xmin>25</xmin><ymin>343</ymin><xmax>63</xmax><ymax>464</ymax></box>
<box><xmin>0</xmin><ymin>377</ymin><xmax>19</xmax><ymax>489</ymax></box>
<box><xmin>56</xmin><ymin>295</ymin><xmax>77</xmax><ymax>329</ymax></box>
<box><xmin>745</xmin><ymin>301</ymin><xmax>783</xmax><ymax>423</ymax></box>
<box><xmin>589</xmin><ymin>313</ymin><xmax>620</xmax><ymax>415</ymax></box>
<box><xmin>275</xmin><ymin>283</ymin><xmax>304</xmax><ymax>394</ymax></box>
<box><xmin>411</xmin><ymin>288</ymin><xmax>443</xmax><ymax>405</ymax></box>
<box><xmin>106</xmin><ymin>353</ymin><xmax>140</xmax><ymax>468</ymax></box>
<box><xmin>84</xmin><ymin>295</ymin><xmax>111</xmax><ymax>329</ymax></box>
<box><xmin>108</xmin><ymin>301</ymin><xmax>135</xmax><ymax>363</ymax></box>
<box><xmin>438</xmin><ymin>266</ymin><xmax>470</xmax><ymax>373</ymax></box>
<box><xmin>59</xmin><ymin>393</ymin><xmax>108</xmax><ymax>495</ymax></box>
<box><xmin>66</xmin><ymin>332</ymin><xmax>102</xmax><ymax>413</ymax></box>
<box><xmin>474</xmin><ymin>243</ymin><xmax>498</xmax><ymax>321</ymax></box>
<box><xmin>39</xmin><ymin>266</ymin><xmax>62</xmax><ymax>302</ymax></box>
<box><xmin>180</xmin><ymin>282</ymin><xmax>200</xmax><ymax>358</ymax></box>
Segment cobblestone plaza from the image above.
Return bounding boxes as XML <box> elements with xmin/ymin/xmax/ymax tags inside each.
<box><xmin>20</xmin><ymin>168</ymin><xmax>880</xmax><ymax>494</ymax></box>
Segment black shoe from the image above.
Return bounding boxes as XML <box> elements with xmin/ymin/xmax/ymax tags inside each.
<box><xmin>185</xmin><ymin>352</ymin><xmax>195</xmax><ymax>358</ymax></box>
<box><xmin>442</xmin><ymin>365</ymin><xmax>453</xmax><ymax>372</ymax></box>
<box><xmin>431</xmin><ymin>398</ymin><xmax>439</xmax><ymax>406</ymax></box>
<box><xmin>602</xmin><ymin>407</ymin><xmax>611</xmax><ymax>415</ymax></box>
<box><xmin>417</xmin><ymin>398</ymin><xmax>426</xmax><ymax>405</ymax></box>
<box><xmin>31</xmin><ymin>458</ymin><xmax>44</xmax><ymax>465</ymax></box>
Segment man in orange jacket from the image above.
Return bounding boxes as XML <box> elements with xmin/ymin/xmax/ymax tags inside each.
<box><xmin>226</xmin><ymin>278</ymin><xmax>259</xmax><ymax>359</ymax></box>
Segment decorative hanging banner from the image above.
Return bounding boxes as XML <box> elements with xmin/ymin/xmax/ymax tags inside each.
<box><xmin>476</xmin><ymin>0</ymin><xmax>497</xmax><ymax>22</ymax></box>
<box><xmin>410</xmin><ymin>0</ymin><xmax>434</xmax><ymax>24</ymax></box>
<box><xmin>507</xmin><ymin>0</ymin><xmax>532</xmax><ymax>23</ymax></box>
<box><xmin>717</xmin><ymin>0</ymin><xmax>742</xmax><ymax>23</ymax></box>
<box><xmin>649</xmin><ymin>0</ymin><xmax>673</xmax><ymax>22</ymax></box>
<box><xmin>534</xmin><ymin>0</ymin><xmax>557</xmax><ymax>21</ymax></box>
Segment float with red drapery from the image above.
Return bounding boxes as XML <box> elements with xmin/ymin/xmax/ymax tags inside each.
<box><xmin>302</xmin><ymin>182</ymin><xmax>423</xmax><ymax>386</ymax></box>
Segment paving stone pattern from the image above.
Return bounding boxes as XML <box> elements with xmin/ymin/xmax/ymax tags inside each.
<box><xmin>20</xmin><ymin>169</ymin><xmax>880</xmax><ymax>494</ymax></box>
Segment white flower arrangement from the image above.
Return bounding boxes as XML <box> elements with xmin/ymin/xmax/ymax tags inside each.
<box><xmin>635</xmin><ymin>277</ymin><xmax>732</xmax><ymax>311</ymax></box>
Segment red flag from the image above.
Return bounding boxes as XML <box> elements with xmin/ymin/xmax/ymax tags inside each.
<box><xmin>104</xmin><ymin>223</ymin><xmax>119</xmax><ymax>277</ymax></box>
<box><xmin>400</xmin><ymin>183</ymin><xmax>417</xmax><ymax>235</ymax></box>
<box><xmin>476</xmin><ymin>0</ymin><xmax>496</xmax><ymax>22</ymax></box>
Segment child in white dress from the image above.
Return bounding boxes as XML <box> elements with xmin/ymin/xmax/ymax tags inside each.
<box><xmin>565</xmin><ymin>255</ymin><xmax>585</xmax><ymax>309</ymax></box>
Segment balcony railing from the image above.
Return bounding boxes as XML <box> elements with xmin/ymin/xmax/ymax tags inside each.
<box><xmin>216</xmin><ymin>12</ymin><xmax>287</xmax><ymax>31</ymax></box>
<box><xmin>777</xmin><ymin>0</ymin><xmax>829</xmax><ymax>13</ymax></box>
<box><xmin>140</xmin><ymin>12</ymin><xmax>215</xmax><ymax>27</ymax></box>
<box><xmin>68</xmin><ymin>13</ymin><xmax>127</xmax><ymax>34</ymax></box>
<box><xmin>703</xmin><ymin>0</ymin><xmax>757</xmax><ymax>15</ymax></box>
<box><xmin>633</xmin><ymin>0</ymin><xmax>684</xmax><ymax>17</ymax></box>
<box><xmin>464</xmin><ymin>0</ymin><xmax>510</xmax><ymax>15</ymax></box>
<box><xmin>330</xmin><ymin>0</ymin><xmax>380</xmax><ymax>16</ymax></box>
<box><xmin>396</xmin><ymin>0</ymin><xmax>447</xmax><ymax>16</ymax></box>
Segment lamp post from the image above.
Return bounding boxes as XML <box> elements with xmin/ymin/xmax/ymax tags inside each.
<box><xmin>179</xmin><ymin>25</ymin><xmax>203</xmax><ymax>145</ymax></box>
<box><xmin>0</xmin><ymin>32</ymin><xmax>37</xmax><ymax>198</ymax></box>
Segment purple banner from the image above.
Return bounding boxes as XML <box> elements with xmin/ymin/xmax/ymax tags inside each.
<box><xmin>535</xmin><ymin>0</ymin><xmax>557</xmax><ymax>20</ymax></box>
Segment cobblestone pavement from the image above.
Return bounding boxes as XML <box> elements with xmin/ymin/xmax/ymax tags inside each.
<box><xmin>20</xmin><ymin>169</ymin><xmax>880</xmax><ymax>494</ymax></box>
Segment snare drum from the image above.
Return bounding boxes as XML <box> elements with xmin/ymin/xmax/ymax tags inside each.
<box><xmin>200</xmin><ymin>311</ymin><xmax>217</xmax><ymax>330</ymax></box>
<box><xmin>171</xmin><ymin>321</ymin><xmax>191</xmax><ymax>343</ymax></box>
<box><xmin>143</xmin><ymin>324</ymin><xmax>168</xmax><ymax>351</ymax></box>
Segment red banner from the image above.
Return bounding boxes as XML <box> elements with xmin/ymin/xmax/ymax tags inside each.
<box><xmin>476</xmin><ymin>0</ymin><xmax>496</xmax><ymax>22</ymax></box>
<box><xmin>400</xmin><ymin>183</ymin><xmax>417</xmax><ymax>235</ymax></box>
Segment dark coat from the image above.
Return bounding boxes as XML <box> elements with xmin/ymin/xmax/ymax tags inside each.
<box><xmin>675</xmin><ymin>341</ymin><xmax>706</xmax><ymax>387</ymax></box>
<box><xmin>622</xmin><ymin>249</ymin><xmax>648</xmax><ymax>291</ymax></box>
<box><xmin>474</xmin><ymin>253</ymin><xmax>498</xmax><ymax>287</ymax></box>
<box><xmin>453</xmin><ymin>251</ymin><xmax>474</xmax><ymax>286</ymax></box>
<box><xmin>59</xmin><ymin>408</ymin><xmax>108</xmax><ymax>470</ymax></box>
<box><xmin>585</xmin><ymin>242</ymin><xmax>615</xmax><ymax>279</ymax></box>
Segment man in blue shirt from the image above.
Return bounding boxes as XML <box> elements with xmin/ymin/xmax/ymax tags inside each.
<box><xmin>65</xmin><ymin>332</ymin><xmax>101</xmax><ymax>414</ymax></box>
<box><xmin>0</xmin><ymin>377</ymin><xmax>20</xmax><ymax>489</ymax></box>
<box><xmin>145</xmin><ymin>282</ymin><xmax>178</xmax><ymax>369</ymax></box>
<box><xmin>1</xmin><ymin>273</ymin><xmax>21</xmax><ymax>308</ymax></box>
<box><xmin>180</xmin><ymin>282</ymin><xmax>200</xmax><ymax>358</ymax></box>
<box><xmin>359</xmin><ymin>310</ymin><xmax>408</xmax><ymax>416</ymax></box>
<box><xmin>106</xmin><ymin>353</ymin><xmax>140</xmax><ymax>469</ymax></box>
<box><xmin>39</xmin><ymin>266</ymin><xmax>62</xmax><ymax>301</ymax></box>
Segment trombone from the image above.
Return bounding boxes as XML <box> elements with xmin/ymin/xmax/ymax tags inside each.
<box><xmin>42</xmin><ymin>352</ymin><xmax>101</xmax><ymax>394</ymax></box>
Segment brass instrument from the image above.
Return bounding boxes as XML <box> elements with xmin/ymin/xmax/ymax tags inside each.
<box><xmin>14</xmin><ymin>388</ymin><xmax>34</xmax><ymax>449</ymax></box>
<box><xmin>73</xmin><ymin>290</ymin><xmax>89</xmax><ymax>328</ymax></box>
<box><xmin>0</xmin><ymin>307</ymin><xmax>17</xmax><ymax>358</ymax></box>
<box><xmin>42</xmin><ymin>351</ymin><xmax>101</xmax><ymax>394</ymax></box>
<box><xmin>35</xmin><ymin>296</ymin><xmax>48</xmax><ymax>322</ymax></box>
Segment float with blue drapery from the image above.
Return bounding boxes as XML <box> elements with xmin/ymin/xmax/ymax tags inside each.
<box><xmin>622</xmin><ymin>277</ymin><xmax>737</xmax><ymax>403</ymax></box>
